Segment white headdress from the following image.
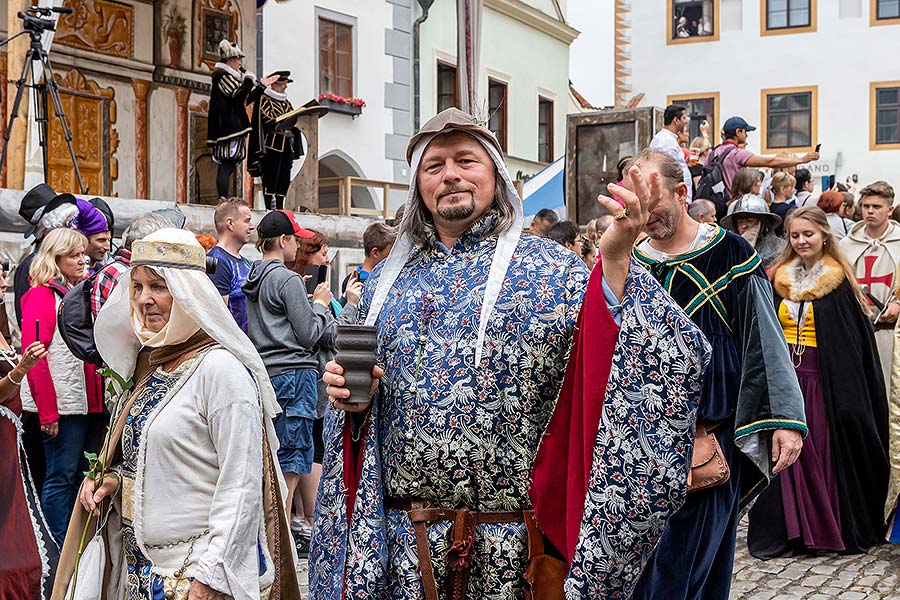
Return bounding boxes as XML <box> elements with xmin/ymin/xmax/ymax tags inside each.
<box><xmin>218</xmin><ymin>38</ymin><xmax>245</xmax><ymax>60</ymax></box>
<box><xmin>94</xmin><ymin>228</ymin><xmax>280</xmax><ymax>422</ymax></box>
<box><xmin>364</xmin><ymin>108</ymin><xmax>525</xmax><ymax>365</ymax></box>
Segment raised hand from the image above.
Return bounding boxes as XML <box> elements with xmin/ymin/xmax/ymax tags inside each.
<box><xmin>596</xmin><ymin>165</ymin><xmax>657</xmax><ymax>298</ymax></box>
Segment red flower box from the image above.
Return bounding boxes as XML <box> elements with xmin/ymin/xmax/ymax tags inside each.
<box><xmin>318</xmin><ymin>93</ymin><xmax>365</xmax><ymax>117</ymax></box>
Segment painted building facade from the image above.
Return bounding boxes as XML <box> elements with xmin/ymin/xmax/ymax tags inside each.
<box><xmin>616</xmin><ymin>0</ymin><xmax>900</xmax><ymax>189</ymax></box>
<box><xmin>2</xmin><ymin>0</ymin><xmax>259</xmax><ymax>205</ymax></box>
<box><xmin>263</xmin><ymin>0</ymin><xmax>577</xmax><ymax>216</ymax></box>
<box><xmin>262</xmin><ymin>0</ymin><xmax>411</xmax><ymax>214</ymax></box>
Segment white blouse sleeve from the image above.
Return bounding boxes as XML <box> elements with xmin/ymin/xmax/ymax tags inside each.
<box><xmin>191</xmin><ymin>352</ymin><xmax>264</xmax><ymax>599</ymax></box>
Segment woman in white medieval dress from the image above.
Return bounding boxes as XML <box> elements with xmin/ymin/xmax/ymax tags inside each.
<box><xmin>51</xmin><ymin>229</ymin><xmax>299</xmax><ymax>600</ymax></box>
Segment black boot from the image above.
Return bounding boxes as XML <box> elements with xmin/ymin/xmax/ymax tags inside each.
<box><xmin>263</xmin><ymin>193</ymin><xmax>275</xmax><ymax>210</ymax></box>
<box><xmin>275</xmin><ymin>195</ymin><xmax>285</xmax><ymax>210</ymax></box>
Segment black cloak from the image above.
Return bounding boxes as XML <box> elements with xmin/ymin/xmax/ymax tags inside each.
<box><xmin>207</xmin><ymin>69</ymin><xmax>264</xmax><ymax>146</ymax></box>
<box><xmin>748</xmin><ymin>279</ymin><xmax>890</xmax><ymax>556</ymax></box>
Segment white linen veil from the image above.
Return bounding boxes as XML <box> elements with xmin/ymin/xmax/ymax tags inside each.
<box><xmin>363</xmin><ymin>129</ymin><xmax>525</xmax><ymax>366</ymax></box>
<box><xmin>93</xmin><ymin>228</ymin><xmax>283</xmax><ymax>463</ymax></box>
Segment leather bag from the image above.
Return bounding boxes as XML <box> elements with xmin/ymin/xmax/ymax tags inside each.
<box><xmin>687</xmin><ymin>422</ymin><xmax>730</xmax><ymax>493</ymax></box>
<box><xmin>523</xmin><ymin>511</ymin><xmax>567</xmax><ymax>600</ymax></box>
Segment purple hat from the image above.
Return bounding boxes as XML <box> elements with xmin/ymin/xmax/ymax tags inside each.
<box><xmin>74</xmin><ymin>198</ymin><xmax>110</xmax><ymax>237</ymax></box>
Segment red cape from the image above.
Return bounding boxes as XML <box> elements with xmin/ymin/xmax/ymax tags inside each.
<box><xmin>530</xmin><ymin>264</ymin><xmax>619</xmax><ymax>561</ymax></box>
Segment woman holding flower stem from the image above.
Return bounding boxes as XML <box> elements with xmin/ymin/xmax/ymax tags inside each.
<box><xmin>51</xmin><ymin>229</ymin><xmax>300</xmax><ymax>600</ymax></box>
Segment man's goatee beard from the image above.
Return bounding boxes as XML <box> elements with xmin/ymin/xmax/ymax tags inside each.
<box><xmin>437</xmin><ymin>200</ymin><xmax>477</xmax><ymax>221</ymax></box>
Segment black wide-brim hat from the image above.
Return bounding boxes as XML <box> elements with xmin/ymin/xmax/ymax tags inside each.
<box><xmin>268</xmin><ymin>70</ymin><xmax>293</xmax><ymax>84</ymax></box>
<box><xmin>19</xmin><ymin>183</ymin><xmax>77</xmax><ymax>238</ymax></box>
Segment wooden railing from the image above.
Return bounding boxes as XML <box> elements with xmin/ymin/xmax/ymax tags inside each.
<box><xmin>319</xmin><ymin>177</ymin><xmax>409</xmax><ymax>219</ymax></box>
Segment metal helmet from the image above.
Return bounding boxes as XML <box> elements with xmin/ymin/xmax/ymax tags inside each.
<box><xmin>720</xmin><ymin>194</ymin><xmax>782</xmax><ymax>230</ymax></box>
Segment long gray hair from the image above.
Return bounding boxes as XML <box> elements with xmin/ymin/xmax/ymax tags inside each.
<box><xmin>401</xmin><ymin>167</ymin><xmax>516</xmax><ymax>245</ymax></box>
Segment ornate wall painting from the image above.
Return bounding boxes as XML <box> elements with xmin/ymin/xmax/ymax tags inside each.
<box><xmin>56</xmin><ymin>0</ymin><xmax>134</xmax><ymax>59</ymax></box>
<box><xmin>48</xmin><ymin>70</ymin><xmax>119</xmax><ymax>196</ymax></box>
<box><xmin>162</xmin><ymin>6</ymin><xmax>189</xmax><ymax>68</ymax></box>
<box><xmin>195</xmin><ymin>0</ymin><xmax>240</xmax><ymax>69</ymax></box>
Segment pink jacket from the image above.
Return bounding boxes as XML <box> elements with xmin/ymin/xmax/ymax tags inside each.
<box><xmin>21</xmin><ymin>283</ymin><xmax>103</xmax><ymax>424</ymax></box>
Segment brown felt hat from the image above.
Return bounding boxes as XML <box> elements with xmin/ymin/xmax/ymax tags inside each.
<box><xmin>405</xmin><ymin>108</ymin><xmax>501</xmax><ymax>165</ymax></box>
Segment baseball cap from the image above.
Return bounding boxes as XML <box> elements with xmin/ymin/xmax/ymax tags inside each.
<box><xmin>257</xmin><ymin>209</ymin><xmax>315</xmax><ymax>239</ymax></box>
<box><xmin>723</xmin><ymin>116</ymin><xmax>756</xmax><ymax>133</ymax></box>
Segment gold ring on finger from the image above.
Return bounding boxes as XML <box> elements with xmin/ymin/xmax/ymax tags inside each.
<box><xmin>614</xmin><ymin>209</ymin><xmax>629</xmax><ymax>221</ymax></box>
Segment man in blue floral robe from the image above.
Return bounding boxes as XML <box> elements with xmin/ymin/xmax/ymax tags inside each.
<box><xmin>310</xmin><ymin>109</ymin><xmax>710</xmax><ymax>599</ymax></box>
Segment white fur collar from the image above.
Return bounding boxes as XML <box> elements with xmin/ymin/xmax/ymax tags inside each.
<box><xmin>773</xmin><ymin>256</ymin><xmax>845</xmax><ymax>302</ymax></box>
<box><xmin>264</xmin><ymin>88</ymin><xmax>287</xmax><ymax>101</ymax></box>
<box><xmin>214</xmin><ymin>62</ymin><xmax>243</xmax><ymax>80</ymax></box>
<box><xmin>788</xmin><ymin>259</ymin><xmax>827</xmax><ymax>298</ymax></box>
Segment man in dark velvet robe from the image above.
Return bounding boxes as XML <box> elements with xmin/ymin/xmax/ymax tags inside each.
<box><xmin>628</xmin><ymin>149</ymin><xmax>808</xmax><ymax>600</ymax></box>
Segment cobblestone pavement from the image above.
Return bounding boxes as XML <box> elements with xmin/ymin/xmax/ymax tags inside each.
<box><xmin>295</xmin><ymin>518</ymin><xmax>900</xmax><ymax>599</ymax></box>
<box><xmin>297</xmin><ymin>558</ymin><xmax>309</xmax><ymax>597</ymax></box>
<box><xmin>730</xmin><ymin>519</ymin><xmax>900</xmax><ymax>599</ymax></box>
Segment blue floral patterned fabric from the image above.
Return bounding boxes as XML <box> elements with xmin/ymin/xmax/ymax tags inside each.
<box><xmin>311</xmin><ymin>216</ymin><xmax>589</xmax><ymax>599</ymax></box>
<box><xmin>564</xmin><ymin>264</ymin><xmax>710</xmax><ymax>598</ymax></box>
<box><xmin>311</xmin><ymin>214</ymin><xmax>711</xmax><ymax>599</ymax></box>
<box><xmin>121</xmin><ymin>370</ymin><xmax>184</xmax><ymax>600</ymax></box>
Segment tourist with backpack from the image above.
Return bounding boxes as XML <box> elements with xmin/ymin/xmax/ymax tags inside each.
<box><xmin>696</xmin><ymin>116</ymin><xmax>818</xmax><ymax>220</ymax></box>
<box><xmin>19</xmin><ymin>228</ymin><xmax>104</xmax><ymax>545</ymax></box>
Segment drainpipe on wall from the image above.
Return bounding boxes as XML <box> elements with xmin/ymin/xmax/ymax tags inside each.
<box><xmin>413</xmin><ymin>0</ymin><xmax>435</xmax><ymax>131</ymax></box>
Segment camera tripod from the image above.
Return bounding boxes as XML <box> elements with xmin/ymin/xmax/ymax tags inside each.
<box><xmin>0</xmin><ymin>17</ymin><xmax>86</xmax><ymax>194</ymax></box>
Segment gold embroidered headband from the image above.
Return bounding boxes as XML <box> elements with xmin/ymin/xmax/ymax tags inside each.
<box><xmin>131</xmin><ymin>239</ymin><xmax>206</xmax><ymax>271</ymax></box>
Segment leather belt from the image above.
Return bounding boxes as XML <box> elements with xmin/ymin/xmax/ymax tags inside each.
<box><xmin>384</xmin><ymin>497</ymin><xmax>527</xmax><ymax>600</ymax></box>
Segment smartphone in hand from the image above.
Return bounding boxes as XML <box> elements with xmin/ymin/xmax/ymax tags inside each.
<box><xmin>305</xmin><ymin>265</ymin><xmax>328</xmax><ymax>296</ymax></box>
<box><xmin>815</xmin><ymin>143</ymin><xmax>821</xmax><ymax>153</ymax></box>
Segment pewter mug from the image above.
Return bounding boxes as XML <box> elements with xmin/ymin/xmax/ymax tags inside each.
<box><xmin>334</xmin><ymin>324</ymin><xmax>378</xmax><ymax>404</ymax></box>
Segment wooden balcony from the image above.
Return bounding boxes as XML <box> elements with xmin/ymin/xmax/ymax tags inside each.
<box><xmin>318</xmin><ymin>177</ymin><xmax>408</xmax><ymax>219</ymax></box>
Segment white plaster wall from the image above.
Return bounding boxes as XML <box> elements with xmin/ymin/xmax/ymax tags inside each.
<box><xmin>262</xmin><ymin>0</ymin><xmax>395</xmax><ymax>183</ymax></box>
<box><xmin>239</xmin><ymin>0</ymin><xmax>257</xmax><ymax>69</ymax></box>
<box><xmin>521</xmin><ymin>0</ymin><xmax>562</xmax><ymax>14</ymax></box>
<box><xmin>133</xmin><ymin>1</ymin><xmax>155</xmax><ymax>63</ymax></box>
<box><xmin>148</xmin><ymin>86</ymin><xmax>177</xmax><ymax>201</ymax></box>
<box><xmin>107</xmin><ymin>78</ymin><xmax>136</xmax><ymax>198</ymax></box>
<box><xmin>419</xmin><ymin>1</ymin><xmax>572</xmax><ymax>175</ymax></box>
<box><xmin>627</xmin><ymin>0</ymin><xmax>900</xmax><ymax>189</ymax></box>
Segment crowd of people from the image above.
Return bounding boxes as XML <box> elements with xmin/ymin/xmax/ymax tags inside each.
<box><xmin>524</xmin><ymin>106</ymin><xmax>900</xmax><ymax>593</ymax></box>
<box><xmin>1</xmin><ymin>178</ymin><xmax>398</xmax><ymax>598</ymax></box>
<box><xmin>2</xmin><ymin>101</ymin><xmax>900</xmax><ymax>600</ymax></box>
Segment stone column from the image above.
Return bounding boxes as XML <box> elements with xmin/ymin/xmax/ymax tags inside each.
<box><xmin>175</xmin><ymin>87</ymin><xmax>191</xmax><ymax>203</ymax></box>
<box><xmin>6</xmin><ymin>0</ymin><xmax>29</xmax><ymax>189</ymax></box>
<box><xmin>132</xmin><ymin>79</ymin><xmax>150</xmax><ymax>199</ymax></box>
<box><xmin>243</xmin><ymin>159</ymin><xmax>253</xmax><ymax>206</ymax></box>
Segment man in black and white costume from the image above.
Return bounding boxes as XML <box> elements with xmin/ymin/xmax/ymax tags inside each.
<box><xmin>248</xmin><ymin>71</ymin><xmax>303</xmax><ymax>210</ymax></box>
<box><xmin>207</xmin><ymin>39</ymin><xmax>278</xmax><ymax>199</ymax></box>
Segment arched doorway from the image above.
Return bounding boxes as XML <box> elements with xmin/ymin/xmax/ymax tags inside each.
<box><xmin>317</xmin><ymin>150</ymin><xmax>377</xmax><ymax>212</ymax></box>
